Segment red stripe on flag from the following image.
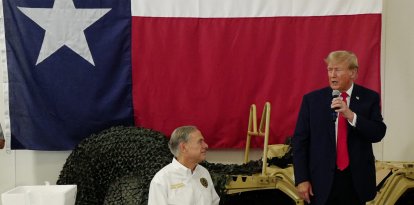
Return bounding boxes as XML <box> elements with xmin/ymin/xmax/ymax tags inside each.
<box><xmin>131</xmin><ymin>14</ymin><xmax>381</xmax><ymax>148</ymax></box>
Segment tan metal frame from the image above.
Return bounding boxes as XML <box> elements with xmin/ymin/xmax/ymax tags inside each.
<box><xmin>368</xmin><ymin>161</ymin><xmax>414</xmax><ymax>204</ymax></box>
<box><xmin>225</xmin><ymin>102</ymin><xmax>304</xmax><ymax>205</ymax></box>
<box><xmin>244</xmin><ymin>102</ymin><xmax>271</xmax><ymax>176</ymax></box>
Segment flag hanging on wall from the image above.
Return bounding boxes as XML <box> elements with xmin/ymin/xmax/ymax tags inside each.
<box><xmin>1</xmin><ymin>0</ymin><xmax>134</xmax><ymax>150</ymax></box>
<box><xmin>0</xmin><ymin>0</ymin><xmax>382</xmax><ymax>150</ymax></box>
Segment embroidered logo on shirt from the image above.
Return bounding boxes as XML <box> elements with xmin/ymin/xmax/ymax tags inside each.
<box><xmin>200</xmin><ymin>178</ymin><xmax>208</xmax><ymax>188</ymax></box>
<box><xmin>170</xmin><ymin>183</ymin><xmax>185</xmax><ymax>189</ymax></box>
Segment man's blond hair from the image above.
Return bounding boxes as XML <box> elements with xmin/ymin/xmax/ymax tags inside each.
<box><xmin>325</xmin><ymin>50</ymin><xmax>359</xmax><ymax>70</ymax></box>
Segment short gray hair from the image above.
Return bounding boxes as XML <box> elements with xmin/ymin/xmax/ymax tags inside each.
<box><xmin>168</xmin><ymin>126</ymin><xmax>198</xmax><ymax>157</ymax></box>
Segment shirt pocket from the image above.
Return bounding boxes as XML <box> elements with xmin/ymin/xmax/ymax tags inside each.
<box><xmin>167</xmin><ymin>186</ymin><xmax>193</xmax><ymax>204</ymax></box>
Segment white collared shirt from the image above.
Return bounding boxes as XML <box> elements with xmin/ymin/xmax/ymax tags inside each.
<box><xmin>148</xmin><ymin>158</ymin><xmax>220</xmax><ymax>205</ymax></box>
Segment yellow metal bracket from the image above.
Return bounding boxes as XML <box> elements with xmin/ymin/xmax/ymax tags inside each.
<box><xmin>244</xmin><ymin>102</ymin><xmax>271</xmax><ymax>176</ymax></box>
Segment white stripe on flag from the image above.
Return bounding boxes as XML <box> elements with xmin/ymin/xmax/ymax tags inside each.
<box><xmin>0</xmin><ymin>0</ymin><xmax>11</xmax><ymax>151</ymax></box>
<box><xmin>132</xmin><ymin>0</ymin><xmax>382</xmax><ymax>17</ymax></box>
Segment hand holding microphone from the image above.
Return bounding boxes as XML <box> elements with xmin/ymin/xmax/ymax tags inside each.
<box><xmin>331</xmin><ymin>90</ymin><xmax>344</xmax><ymax>111</ymax></box>
<box><xmin>331</xmin><ymin>90</ymin><xmax>354</xmax><ymax>122</ymax></box>
<box><xmin>331</xmin><ymin>90</ymin><xmax>341</xmax><ymax>121</ymax></box>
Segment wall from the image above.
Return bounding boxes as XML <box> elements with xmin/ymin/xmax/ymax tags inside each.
<box><xmin>1</xmin><ymin>0</ymin><xmax>414</xmax><ymax>202</ymax></box>
<box><xmin>381</xmin><ymin>0</ymin><xmax>414</xmax><ymax>162</ymax></box>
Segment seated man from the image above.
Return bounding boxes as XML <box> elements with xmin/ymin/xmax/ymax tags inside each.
<box><xmin>148</xmin><ymin>125</ymin><xmax>220</xmax><ymax>205</ymax></box>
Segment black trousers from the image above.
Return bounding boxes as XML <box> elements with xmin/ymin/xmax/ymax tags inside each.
<box><xmin>325</xmin><ymin>167</ymin><xmax>364</xmax><ymax>205</ymax></box>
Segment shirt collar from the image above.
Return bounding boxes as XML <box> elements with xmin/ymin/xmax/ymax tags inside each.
<box><xmin>344</xmin><ymin>83</ymin><xmax>354</xmax><ymax>97</ymax></box>
<box><xmin>172</xmin><ymin>158</ymin><xmax>198</xmax><ymax>176</ymax></box>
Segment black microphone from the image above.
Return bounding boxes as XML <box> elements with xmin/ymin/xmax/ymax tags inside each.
<box><xmin>331</xmin><ymin>90</ymin><xmax>340</xmax><ymax>122</ymax></box>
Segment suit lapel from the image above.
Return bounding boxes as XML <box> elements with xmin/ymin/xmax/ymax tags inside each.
<box><xmin>349</xmin><ymin>84</ymin><xmax>361</xmax><ymax>112</ymax></box>
<box><xmin>325</xmin><ymin>88</ymin><xmax>337</xmax><ymax>144</ymax></box>
<box><xmin>326</xmin><ymin>84</ymin><xmax>361</xmax><ymax>150</ymax></box>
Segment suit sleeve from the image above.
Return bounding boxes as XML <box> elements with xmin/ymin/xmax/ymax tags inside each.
<box><xmin>354</xmin><ymin>92</ymin><xmax>386</xmax><ymax>143</ymax></box>
<box><xmin>292</xmin><ymin>95</ymin><xmax>310</xmax><ymax>186</ymax></box>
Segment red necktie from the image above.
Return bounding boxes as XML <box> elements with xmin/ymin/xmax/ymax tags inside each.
<box><xmin>337</xmin><ymin>92</ymin><xmax>349</xmax><ymax>170</ymax></box>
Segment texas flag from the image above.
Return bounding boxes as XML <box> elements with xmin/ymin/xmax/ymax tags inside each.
<box><xmin>1</xmin><ymin>0</ymin><xmax>381</xmax><ymax>150</ymax></box>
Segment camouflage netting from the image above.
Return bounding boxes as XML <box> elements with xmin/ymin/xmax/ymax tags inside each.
<box><xmin>200</xmin><ymin>160</ymin><xmax>262</xmax><ymax>196</ymax></box>
<box><xmin>57</xmin><ymin>126</ymin><xmax>172</xmax><ymax>205</ymax></box>
<box><xmin>57</xmin><ymin>126</ymin><xmax>292</xmax><ymax>205</ymax></box>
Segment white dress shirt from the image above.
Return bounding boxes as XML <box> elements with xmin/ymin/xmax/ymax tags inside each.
<box><xmin>148</xmin><ymin>158</ymin><xmax>220</xmax><ymax>205</ymax></box>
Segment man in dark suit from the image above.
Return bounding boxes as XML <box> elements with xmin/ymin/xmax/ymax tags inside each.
<box><xmin>292</xmin><ymin>50</ymin><xmax>386</xmax><ymax>205</ymax></box>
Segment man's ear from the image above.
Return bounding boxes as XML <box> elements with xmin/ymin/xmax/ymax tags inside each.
<box><xmin>350</xmin><ymin>68</ymin><xmax>358</xmax><ymax>80</ymax></box>
<box><xmin>179</xmin><ymin>142</ymin><xmax>186</xmax><ymax>153</ymax></box>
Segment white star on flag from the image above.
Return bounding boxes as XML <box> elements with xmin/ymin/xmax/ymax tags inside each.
<box><xmin>18</xmin><ymin>0</ymin><xmax>111</xmax><ymax>66</ymax></box>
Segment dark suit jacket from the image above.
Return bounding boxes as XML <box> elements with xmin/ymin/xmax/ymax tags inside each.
<box><xmin>292</xmin><ymin>84</ymin><xmax>386</xmax><ymax>205</ymax></box>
